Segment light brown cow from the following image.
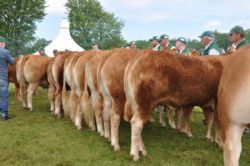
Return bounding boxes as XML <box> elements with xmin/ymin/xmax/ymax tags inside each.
<box><xmin>16</xmin><ymin>55</ymin><xmax>53</xmax><ymax>111</ymax></box>
<box><xmin>124</xmin><ymin>50</ymin><xmax>229</xmax><ymax>160</ymax></box>
<box><xmin>8</xmin><ymin>57</ymin><xmax>21</xmax><ymax>100</ymax></box>
<box><xmin>47</xmin><ymin>57</ymin><xmax>56</xmax><ymax>112</ymax></box>
<box><xmin>99</xmin><ymin>48</ymin><xmax>139</xmax><ymax>150</ymax></box>
<box><xmin>82</xmin><ymin>50</ymin><xmax>114</xmax><ymax>136</ymax></box>
<box><xmin>70</xmin><ymin>51</ymin><xmax>96</xmax><ymax>130</ymax></box>
<box><xmin>52</xmin><ymin>51</ymin><xmax>75</xmax><ymax>118</ymax></box>
<box><xmin>217</xmin><ymin>45</ymin><xmax>250</xmax><ymax>166</ymax></box>
<box><xmin>62</xmin><ymin>52</ymin><xmax>83</xmax><ymax>121</ymax></box>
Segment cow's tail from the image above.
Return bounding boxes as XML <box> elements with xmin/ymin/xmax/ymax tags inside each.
<box><xmin>81</xmin><ymin>65</ymin><xmax>95</xmax><ymax>129</ymax></box>
<box><xmin>17</xmin><ymin>55</ymin><xmax>29</xmax><ymax>108</ymax></box>
<box><xmin>123</xmin><ymin>52</ymin><xmax>141</xmax><ymax>121</ymax></box>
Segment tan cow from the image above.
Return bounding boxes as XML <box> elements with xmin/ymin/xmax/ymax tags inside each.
<box><xmin>81</xmin><ymin>50</ymin><xmax>114</xmax><ymax>136</ymax></box>
<box><xmin>47</xmin><ymin>57</ymin><xmax>56</xmax><ymax>112</ymax></box>
<box><xmin>16</xmin><ymin>55</ymin><xmax>53</xmax><ymax>111</ymax></box>
<box><xmin>8</xmin><ymin>57</ymin><xmax>21</xmax><ymax>100</ymax></box>
<box><xmin>99</xmin><ymin>48</ymin><xmax>139</xmax><ymax>150</ymax></box>
<box><xmin>71</xmin><ymin>51</ymin><xmax>96</xmax><ymax>130</ymax></box>
<box><xmin>62</xmin><ymin>52</ymin><xmax>83</xmax><ymax>121</ymax></box>
<box><xmin>217</xmin><ymin>45</ymin><xmax>250</xmax><ymax>166</ymax></box>
<box><xmin>52</xmin><ymin>51</ymin><xmax>75</xmax><ymax>118</ymax></box>
<box><xmin>124</xmin><ymin>50</ymin><xmax>229</xmax><ymax>160</ymax></box>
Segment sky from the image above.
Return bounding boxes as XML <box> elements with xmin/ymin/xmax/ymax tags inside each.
<box><xmin>36</xmin><ymin>0</ymin><xmax>250</xmax><ymax>42</ymax></box>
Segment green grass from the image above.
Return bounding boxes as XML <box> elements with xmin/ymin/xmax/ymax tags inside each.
<box><xmin>0</xmin><ymin>84</ymin><xmax>249</xmax><ymax>166</ymax></box>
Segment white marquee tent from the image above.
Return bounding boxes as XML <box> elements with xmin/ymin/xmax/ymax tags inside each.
<box><xmin>34</xmin><ymin>19</ymin><xmax>84</xmax><ymax>56</ymax></box>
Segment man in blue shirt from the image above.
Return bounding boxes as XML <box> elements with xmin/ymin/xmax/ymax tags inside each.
<box><xmin>0</xmin><ymin>36</ymin><xmax>14</xmax><ymax>120</ymax></box>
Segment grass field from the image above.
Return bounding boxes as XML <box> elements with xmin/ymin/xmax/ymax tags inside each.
<box><xmin>0</xmin><ymin>85</ymin><xmax>249</xmax><ymax>166</ymax></box>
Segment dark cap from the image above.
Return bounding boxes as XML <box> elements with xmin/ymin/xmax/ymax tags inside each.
<box><xmin>176</xmin><ymin>37</ymin><xmax>188</xmax><ymax>44</ymax></box>
<box><xmin>229</xmin><ymin>26</ymin><xmax>245</xmax><ymax>36</ymax></box>
<box><xmin>0</xmin><ymin>36</ymin><xmax>9</xmax><ymax>43</ymax></box>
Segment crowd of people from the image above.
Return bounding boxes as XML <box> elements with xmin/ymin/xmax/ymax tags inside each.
<box><xmin>0</xmin><ymin>25</ymin><xmax>248</xmax><ymax>121</ymax></box>
<box><xmin>126</xmin><ymin>25</ymin><xmax>248</xmax><ymax>56</ymax></box>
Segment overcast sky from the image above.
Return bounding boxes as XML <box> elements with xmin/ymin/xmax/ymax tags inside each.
<box><xmin>36</xmin><ymin>0</ymin><xmax>250</xmax><ymax>42</ymax></box>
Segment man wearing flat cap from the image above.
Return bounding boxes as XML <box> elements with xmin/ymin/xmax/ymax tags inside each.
<box><xmin>38</xmin><ymin>47</ymin><xmax>47</xmax><ymax>56</ymax></box>
<box><xmin>91</xmin><ymin>42</ymin><xmax>100</xmax><ymax>51</ymax></box>
<box><xmin>0</xmin><ymin>36</ymin><xmax>14</xmax><ymax>120</ymax></box>
<box><xmin>150</xmin><ymin>36</ymin><xmax>161</xmax><ymax>51</ymax></box>
<box><xmin>228</xmin><ymin>25</ymin><xmax>248</xmax><ymax>53</ymax></box>
<box><xmin>199</xmin><ymin>31</ymin><xmax>221</xmax><ymax>56</ymax></box>
<box><xmin>159</xmin><ymin>34</ymin><xmax>174</xmax><ymax>51</ymax></box>
<box><xmin>129</xmin><ymin>41</ymin><xmax>137</xmax><ymax>49</ymax></box>
<box><xmin>175</xmin><ymin>37</ymin><xmax>190</xmax><ymax>55</ymax></box>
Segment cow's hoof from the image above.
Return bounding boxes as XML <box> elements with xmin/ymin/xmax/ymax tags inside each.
<box><xmin>170</xmin><ymin>125</ymin><xmax>176</xmax><ymax>129</ymax></box>
<box><xmin>215</xmin><ymin>139</ymin><xmax>223</xmax><ymax>148</ymax></box>
<box><xmin>113</xmin><ymin>145</ymin><xmax>120</xmax><ymax>151</ymax></box>
<box><xmin>76</xmin><ymin>126</ymin><xmax>82</xmax><ymax>130</ymax></box>
<box><xmin>140</xmin><ymin>150</ymin><xmax>147</xmax><ymax>156</ymax></box>
<box><xmin>149</xmin><ymin>118</ymin><xmax>155</xmax><ymax>123</ymax></box>
<box><xmin>160</xmin><ymin>123</ymin><xmax>166</xmax><ymax>127</ymax></box>
<box><xmin>132</xmin><ymin>155</ymin><xmax>139</xmax><ymax>161</ymax></box>
<box><xmin>99</xmin><ymin>132</ymin><xmax>104</xmax><ymax>137</ymax></box>
<box><xmin>205</xmin><ymin>137</ymin><xmax>214</xmax><ymax>143</ymax></box>
<box><xmin>56</xmin><ymin>114</ymin><xmax>61</xmax><ymax>119</ymax></box>
<box><xmin>90</xmin><ymin>126</ymin><xmax>96</xmax><ymax>131</ymax></box>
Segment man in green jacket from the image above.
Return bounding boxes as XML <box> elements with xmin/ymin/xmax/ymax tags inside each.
<box><xmin>38</xmin><ymin>47</ymin><xmax>48</xmax><ymax>56</ymax></box>
<box><xmin>175</xmin><ymin>37</ymin><xmax>191</xmax><ymax>55</ymax></box>
<box><xmin>159</xmin><ymin>34</ymin><xmax>175</xmax><ymax>51</ymax></box>
<box><xmin>199</xmin><ymin>31</ymin><xmax>221</xmax><ymax>56</ymax></box>
<box><xmin>228</xmin><ymin>25</ymin><xmax>248</xmax><ymax>53</ymax></box>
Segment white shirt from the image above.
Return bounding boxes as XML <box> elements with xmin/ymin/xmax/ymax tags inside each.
<box><xmin>152</xmin><ymin>44</ymin><xmax>160</xmax><ymax>51</ymax></box>
<box><xmin>205</xmin><ymin>41</ymin><xmax>220</xmax><ymax>56</ymax></box>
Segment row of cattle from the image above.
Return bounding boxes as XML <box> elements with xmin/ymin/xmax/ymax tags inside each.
<box><xmin>8</xmin><ymin>46</ymin><xmax>250</xmax><ymax>166</ymax></box>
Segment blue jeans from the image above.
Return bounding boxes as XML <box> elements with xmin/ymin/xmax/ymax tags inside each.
<box><xmin>0</xmin><ymin>79</ymin><xmax>9</xmax><ymax>118</ymax></box>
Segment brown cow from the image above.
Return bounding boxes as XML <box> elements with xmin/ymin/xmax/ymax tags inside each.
<box><xmin>217</xmin><ymin>45</ymin><xmax>250</xmax><ymax>166</ymax></box>
<box><xmin>8</xmin><ymin>57</ymin><xmax>21</xmax><ymax>100</ymax></box>
<box><xmin>47</xmin><ymin>57</ymin><xmax>56</xmax><ymax>112</ymax></box>
<box><xmin>99</xmin><ymin>48</ymin><xmax>139</xmax><ymax>150</ymax></box>
<box><xmin>62</xmin><ymin>52</ymin><xmax>83</xmax><ymax>121</ymax></box>
<box><xmin>124</xmin><ymin>50</ymin><xmax>229</xmax><ymax>160</ymax></box>
<box><xmin>71</xmin><ymin>51</ymin><xmax>96</xmax><ymax>130</ymax></box>
<box><xmin>81</xmin><ymin>50</ymin><xmax>114</xmax><ymax>136</ymax></box>
<box><xmin>52</xmin><ymin>51</ymin><xmax>75</xmax><ymax>118</ymax></box>
<box><xmin>16</xmin><ymin>55</ymin><xmax>53</xmax><ymax>111</ymax></box>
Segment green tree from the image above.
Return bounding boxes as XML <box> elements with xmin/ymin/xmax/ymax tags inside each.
<box><xmin>188</xmin><ymin>39</ymin><xmax>203</xmax><ymax>51</ymax></box>
<box><xmin>214</xmin><ymin>30</ymin><xmax>231</xmax><ymax>51</ymax></box>
<box><xmin>135</xmin><ymin>40</ymin><xmax>151</xmax><ymax>49</ymax></box>
<box><xmin>66</xmin><ymin>0</ymin><xmax>125</xmax><ymax>50</ymax></box>
<box><xmin>23</xmin><ymin>38</ymin><xmax>51</xmax><ymax>55</ymax></box>
<box><xmin>0</xmin><ymin>0</ymin><xmax>46</xmax><ymax>56</ymax></box>
<box><xmin>245</xmin><ymin>29</ymin><xmax>250</xmax><ymax>41</ymax></box>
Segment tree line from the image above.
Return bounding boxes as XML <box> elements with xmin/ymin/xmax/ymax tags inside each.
<box><xmin>0</xmin><ymin>0</ymin><xmax>249</xmax><ymax>56</ymax></box>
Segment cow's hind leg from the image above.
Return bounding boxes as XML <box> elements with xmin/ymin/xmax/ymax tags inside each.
<box><xmin>167</xmin><ymin>107</ymin><xmax>176</xmax><ymax>129</ymax></box>
<box><xmin>48</xmin><ymin>84</ymin><xmax>55</xmax><ymax>112</ymax></box>
<box><xmin>176</xmin><ymin>108</ymin><xmax>183</xmax><ymax>130</ymax></box>
<box><xmin>27</xmin><ymin>83</ymin><xmax>39</xmax><ymax>111</ymax></box>
<box><xmin>181</xmin><ymin>107</ymin><xmax>193</xmax><ymax>138</ymax></box>
<box><xmin>102</xmin><ymin>95</ymin><xmax>111</xmax><ymax>141</ymax></box>
<box><xmin>130</xmin><ymin>111</ymin><xmax>145</xmax><ymax>161</ymax></box>
<box><xmin>55</xmin><ymin>93</ymin><xmax>62</xmax><ymax>119</ymax></box>
<box><xmin>158</xmin><ymin>105</ymin><xmax>166</xmax><ymax>127</ymax></box>
<box><xmin>95</xmin><ymin>93</ymin><xmax>105</xmax><ymax>137</ymax></box>
<box><xmin>20</xmin><ymin>83</ymin><xmax>28</xmax><ymax>109</ymax></box>
<box><xmin>223</xmin><ymin>124</ymin><xmax>244</xmax><ymax>166</ymax></box>
<box><xmin>203</xmin><ymin>106</ymin><xmax>214</xmax><ymax>142</ymax></box>
<box><xmin>110</xmin><ymin>105</ymin><xmax>121</xmax><ymax>151</ymax></box>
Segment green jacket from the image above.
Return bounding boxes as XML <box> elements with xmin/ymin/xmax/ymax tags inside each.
<box><xmin>159</xmin><ymin>44</ymin><xmax>174</xmax><ymax>51</ymax></box>
<box><xmin>202</xmin><ymin>41</ymin><xmax>221</xmax><ymax>56</ymax></box>
<box><xmin>236</xmin><ymin>39</ymin><xmax>248</xmax><ymax>49</ymax></box>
